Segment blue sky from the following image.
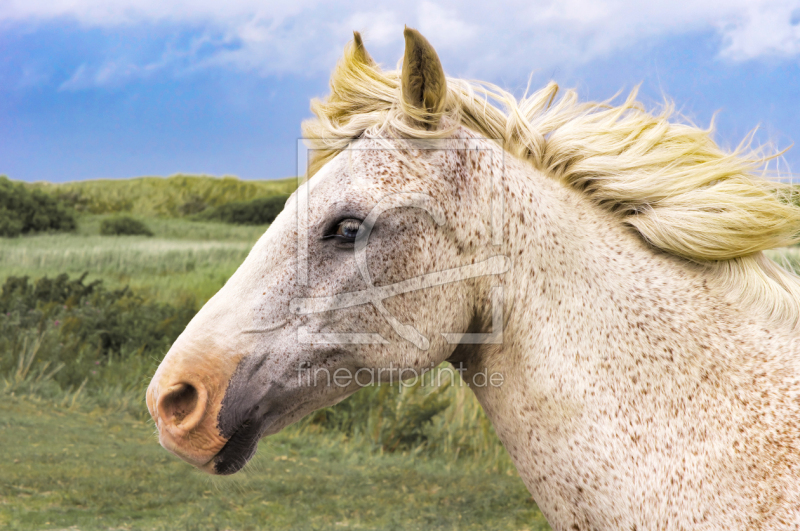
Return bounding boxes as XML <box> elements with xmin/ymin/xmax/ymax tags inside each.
<box><xmin>1</xmin><ymin>1</ymin><xmax>799</xmax><ymax>182</ymax></box>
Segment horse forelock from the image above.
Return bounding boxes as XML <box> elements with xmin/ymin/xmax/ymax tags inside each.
<box><xmin>302</xmin><ymin>36</ymin><xmax>800</xmax><ymax>330</ymax></box>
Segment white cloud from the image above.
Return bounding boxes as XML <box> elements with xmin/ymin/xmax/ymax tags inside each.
<box><xmin>347</xmin><ymin>11</ymin><xmax>402</xmax><ymax>48</ymax></box>
<box><xmin>4</xmin><ymin>0</ymin><xmax>799</xmax><ymax>88</ymax></box>
<box><xmin>718</xmin><ymin>1</ymin><xmax>800</xmax><ymax>60</ymax></box>
<box><xmin>417</xmin><ymin>2</ymin><xmax>477</xmax><ymax>50</ymax></box>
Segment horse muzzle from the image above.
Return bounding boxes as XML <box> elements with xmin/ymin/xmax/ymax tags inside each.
<box><xmin>146</xmin><ymin>334</ymin><xmax>247</xmax><ymax>474</ymax></box>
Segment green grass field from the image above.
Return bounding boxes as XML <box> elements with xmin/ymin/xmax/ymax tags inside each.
<box><xmin>0</xmin><ymin>395</ymin><xmax>549</xmax><ymax>531</ymax></box>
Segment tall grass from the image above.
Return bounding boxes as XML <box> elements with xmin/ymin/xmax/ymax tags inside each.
<box><xmin>2</xmin><ymin>330</ymin><xmax>65</xmax><ymax>396</ymax></box>
<box><xmin>0</xmin><ymin>216</ymin><xmax>265</xmax><ymax>303</ymax></box>
<box><xmin>0</xmin><ymin>237</ymin><xmax>250</xmax><ymax>275</ymax></box>
<box><xmin>0</xmin><ymin>328</ymin><xmax>159</xmax><ymax>419</ymax></box>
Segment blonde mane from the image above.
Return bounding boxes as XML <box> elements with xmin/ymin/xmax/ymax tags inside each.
<box><xmin>303</xmin><ymin>38</ymin><xmax>800</xmax><ymax>329</ymax></box>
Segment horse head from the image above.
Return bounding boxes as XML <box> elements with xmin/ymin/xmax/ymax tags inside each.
<box><xmin>146</xmin><ymin>28</ymin><xmax>506</xmax><ymax>475</ymax></box>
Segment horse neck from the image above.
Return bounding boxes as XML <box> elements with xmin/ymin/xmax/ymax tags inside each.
<box><xmin>461</xmin><ymin>156</ymin><xmax>799</xmax><ymax>527</ymax></box>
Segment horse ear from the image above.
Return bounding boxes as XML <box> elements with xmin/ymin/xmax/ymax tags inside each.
<box><xmin>401</xmin><ymin>27</ymin><xmax>447</xmax><ymax>127</ymax></box>
<box><xmin>352</xmin><ymin>31</ymin><xmax>376</xmax><ymax>67</ymax></box>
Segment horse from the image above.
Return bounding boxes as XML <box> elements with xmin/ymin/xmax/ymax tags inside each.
<box><xmin>146</xmin><ymin>28</ymin><xmax>800</xmax><ymax>530</ymax></box>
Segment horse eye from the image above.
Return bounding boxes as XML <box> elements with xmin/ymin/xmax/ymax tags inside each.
<box><xmin>333</xmin><ymin>219</ymin><xmax>361</xmax><ymax>240</ymax></box>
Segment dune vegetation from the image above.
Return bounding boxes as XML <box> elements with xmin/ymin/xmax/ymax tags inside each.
<box><xmin>28</xmin><ymin>174</ymin><xmax>297</xmax><ymax>218</ymax></box>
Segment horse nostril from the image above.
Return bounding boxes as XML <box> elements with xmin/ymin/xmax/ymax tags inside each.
<box><xmin>159</xmin><ymin>382</ymin><xmax>205</xmax><ymax>431</ymax></box>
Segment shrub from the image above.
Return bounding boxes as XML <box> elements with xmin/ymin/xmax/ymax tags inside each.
<box><xmin>195</xmin><ymin>195</ymin><xmax>288</xmax><ymax>225</ymax></box>
<box><xmin>0</xmin><ymin>176</ymin><xmax>76</xmax><ymax>237</ymax></box>
<box><xmin>100</xmin><ymin>216</ymin><xmax>154</xmax><ymax>236</ymax></box>
<box><xmin>0</xmin><ymin>273</ymin><xmax>196</xmax><ymax>391</ymax></box>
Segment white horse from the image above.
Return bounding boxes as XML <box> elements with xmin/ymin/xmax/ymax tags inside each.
<box><xmin>147</xmin><ymin>28</ymin><xmax>800</xmax><ymax>530</ymax></box>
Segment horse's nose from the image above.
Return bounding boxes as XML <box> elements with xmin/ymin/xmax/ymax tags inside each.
<box><xmin>146</xmin><ymin>368</ymin><xmax>228</xmax><ymax>471</ymax></box>
<box><xmin>153</xmin><ymin>381</ymin><xmax>208</xmax><ymax>435</ymax></box>
<box><xmin>145</xmin><ymin>307</ymin><xmax>251</xmax><ymax>472</ymax></box>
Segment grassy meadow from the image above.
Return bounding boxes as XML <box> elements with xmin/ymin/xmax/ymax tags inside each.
<box><xmin>0</xmin><ymin>176</ymin><xmax>546</xmax><ymax>531</ymax></box>
<box><xmin>1</xmin><ymin>394</ymin><xmax>548</xmax><ymax>531</ymax></box>
<box><xmin>0</xmin><ymin>215</ymin><xmax>266</xmax><ymax>304</ymax></box>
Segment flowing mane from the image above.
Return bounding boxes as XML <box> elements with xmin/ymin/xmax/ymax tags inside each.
<box><xmin>303</xmin><ymin>37</ymin><xmax>800</xmax><ymax>329</ymax></box>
